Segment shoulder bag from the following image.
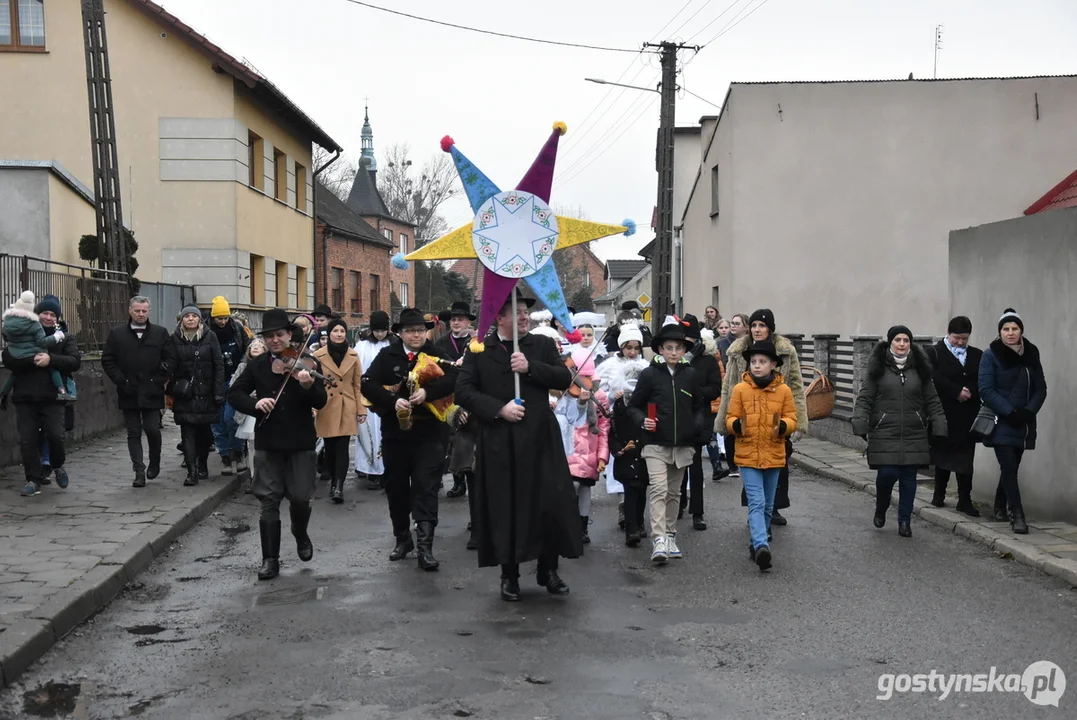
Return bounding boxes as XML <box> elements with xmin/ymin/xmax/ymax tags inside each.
<box><xmin>969</xmin><ymin>403</ymin><xmax>996</xmax><ymax>442</ymax></box>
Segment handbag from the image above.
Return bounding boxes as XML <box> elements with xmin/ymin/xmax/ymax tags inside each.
<box><xmin>969</xmin><ymin>403</ymin><xmax>997</xmax><ymax>442</ymax></box>
<box><xmin>803</xmin><ymin>365</ymin><xmax>835</xmax><ymax>420</ymax></box>
<box><xmin>167</xmin><ymin>377</ymin><xmax>194</xmax><ymax>401</ymax></box>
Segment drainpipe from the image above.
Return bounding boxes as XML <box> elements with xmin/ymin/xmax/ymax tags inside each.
<box><xmin>314</xmin><ymin>149</ymin><xmax>342</xmax><ymax>309</ymax></box>
<box><xmin>672</xmin><ymin>226</ymin><xmax>683</xmax><ymax>317</ymax></box>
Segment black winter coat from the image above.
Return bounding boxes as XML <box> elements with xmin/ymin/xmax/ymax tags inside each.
<box><xmin>626</xmin><ymin>360</ymin><xmax>707</xmax><ymax>447</ymax></box>
<box><xmin>163</xmin><ymin>329</ymin><xmax>226</xmax><ymax>425</ymax></box>
<box><xmin>101</xmin><ymin>322</ymin><xmax>171</xmax><ymax>410</ymax></box>
<box><xmin>852</xmin><ymin>342</ymin><xmax>947</xmax><ymax>468</ymax></box>
<box><xmin>979</xmin><ymin>339</ymin><xmax>1047</xmax><ymax>450</ymax></box>
<box><xmin>924</xmin><ymin>341</ymin><xmax>983</xmax><ymax>446</ymax></box>
<box><xmin>209</xmin><ymin>318</ymin><xmax>250</xmax><ymax>380</ymax></box>
<box><xmin>434</xmin><ymin>333</ymin><xmax>472</xmax><ymax>362</ymax></box>
<box><xmin>1</xmin><ymin>323</ymin><xmax>81</xmax><ymax>404</ymax></box>
<box><xmin>228</xmin><ymin>352</ymin><xmax>327</xmax><ymax>452</ymax></box>
<box><xmin>610</xmin><ymin>398</ymin><xmax>646</xmax><ymax>487</ymax></box>
<box><xmin>689</xmin><ymin>345</ymin><xmax>721</xmax><ymax>426</ymax></box>
<box><xmin>454</xmin><ymin>332</ymin><xmax>583</xmax><ymax>567</ymax></box>
<box><xmin>360</xmin><ymin>339</ymin><xmax>457</xmax><ymax>441</ymax></box>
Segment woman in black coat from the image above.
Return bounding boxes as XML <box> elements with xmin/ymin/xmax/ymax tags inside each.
<box><xmin>924</xmin><ymin>316</ymin><xmax>984</xmax><ymax>516</ymax></box>
<box><xmin>164</xmin><ymin>306</ymin><xmax>225</xmax><ymax>486</ymax></box>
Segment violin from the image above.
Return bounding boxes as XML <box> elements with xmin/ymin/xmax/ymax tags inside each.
<box><xmin>562</xmin><ymin>356</ymin><xmax>609</xmax><ymax>419</ymax></box>
<box><xmin>270</xmin><ymin>346</ymin><xmax>338</xmax><ymax>388</ymax></box>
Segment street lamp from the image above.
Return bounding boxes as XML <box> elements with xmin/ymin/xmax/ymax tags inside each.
<box><xmin>584</xmin><ymin>78</ymin><xmax>660</xmax><ymax>94</ymax></box>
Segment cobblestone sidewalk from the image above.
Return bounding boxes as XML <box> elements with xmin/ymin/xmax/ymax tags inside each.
<box><xmin>791</xmin><ymin>437</ymin><xmax>1077</xmax><ymax>586</ymax></box>
<box><xmin>0</xmin><ymin>416</ymin><xmax>240</xmax><ymax>686</ymax></box>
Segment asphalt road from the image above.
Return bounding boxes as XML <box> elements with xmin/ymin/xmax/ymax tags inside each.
<box><xmin>2</xmin><ymin>467</ymin><xmax>1076</xmax><ymax>720</ymax></box>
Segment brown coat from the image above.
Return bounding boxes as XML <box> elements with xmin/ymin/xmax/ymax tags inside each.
<box><xmin>313</xmin><ymin>346</ymin><xmax>366</xmax><ymax>438</ymax></box>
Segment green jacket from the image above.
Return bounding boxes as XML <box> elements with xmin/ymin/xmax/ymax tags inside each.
<box><xmin>852</xmin><ymin>342</ymin><xmax>947</xmax><ymax>468</ymax></box>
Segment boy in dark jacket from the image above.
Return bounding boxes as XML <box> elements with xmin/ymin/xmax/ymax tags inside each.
<box><xmin>627</xmin><ymin>322</ymin><xmax>706</xmax><ymax>565</ymax></box>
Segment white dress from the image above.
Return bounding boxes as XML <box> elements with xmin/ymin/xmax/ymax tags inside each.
<box><xmin>353</xmin><ymin>337</ymin><xmax>390</xmax><ymax>475</ymax></box>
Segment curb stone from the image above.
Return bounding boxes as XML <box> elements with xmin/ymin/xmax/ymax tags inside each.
<box><xmin>0</xmin><ymin>474</ymin><xmax>241</xmax><ymax>688</ymax></box>
<box><xmin>790</xmin><ymin>455</ymin><xmax>1077</xmax><ymax>588</ymax></box>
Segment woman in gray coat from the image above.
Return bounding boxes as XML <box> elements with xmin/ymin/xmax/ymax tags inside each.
<box><xmin>852</xmin><ymin>326</ymin><xmax>947</xmax><ymax>537</ymax></box>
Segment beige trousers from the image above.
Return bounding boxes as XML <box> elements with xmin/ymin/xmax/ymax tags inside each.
<box><xmin>642</xmin><ymin>445</ymin><xmax>695</xmax><ymax>538</ymax></box>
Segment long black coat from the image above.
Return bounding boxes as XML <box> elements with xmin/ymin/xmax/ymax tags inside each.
<box><xmin>101</xmin><ymin>322</ymin><xmax>171</xmax><ymax>410</ymax></box>
<box><xmin>979</xmin><ymin>339</ymin><xmax>1047</xmax><ymax>450</ymax></box>
<box><xmin>454</xmin><ymin>332</ymin><xmax>583</xmax><ymax>568</ymax></box>
<box><xmin>228</xmin><ymin>352</ymin><xmax>327</xmax><ymax>452</ymax></box>
<box><xmin>163</xmin><ymin>329</ymin><xmax>226</xmax><ymax>425</ymax></box>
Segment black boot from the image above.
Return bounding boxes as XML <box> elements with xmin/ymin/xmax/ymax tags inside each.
<box><xmin>1011</xmin><ymin>508</ymin><xmax>1029</xmax><ymax>534</ymax></box>
<box><xmin>770</xmin><ymin>509</ymin><xmax>787</xmax><ymax>526</ymax></box>
<box><xmin>330</xmin><ymin>477</ymin><xmax>344</xmax><ymax>504</ymax></box>
<box><xmin>258</xmin><ymin>518</ymin><xmax>281</xmax><ymax>580</ymax></box>
<box><xmin>389</xmin><ymin>532</ymin><xmax>414</xmax><ymax>561</ymax></box>
<box><xmin>500</xmin><ymin>575</ymin><xmax>521</xmax><ymax>602</ymax></box>
<box><xmin>932</xmin><ymin>469</ymin><xmax>949</xmax><ymax>507</ymax></box>
<box><xmin>183</xmin><ymin>463</ymin><xmax>198</xmax><ymax>487</ymax></box>
<box><xmin>580</xmin><ymin>516</ymin><xmax>590</xmax><ymax>544</ymax></box>
<box><xmin>366</xmin><ymin>474</ymin><xmax>383</xmax><ymax>491</ymax></box>
<box><xmin>898</xmin><ymin>521</ymin><xmax>912</xmax><ymax>538</ymax></box>
<box><xmin>873</xmin><ymin>501</ymin><xmax>887</xmax><ymax>528</ymax></box>
<box><xmin>993</xmin><ymin>506</ymin><xmax>1009</xmax><ymax>522</ymax></box>
<box><xmin>955</xmin><ymin>474</ymin><xmax>980</xmax><ymax>517</ymax></box>
<box><xmin>197</xmin><ymin>455</ymin><xmax>209</xmax><ymax>480</ymax></box>
<box><xmin>415</xmin><ymin>521</ymin><xmax>440</xmax><ymax>571</ymax></box>
<box><xmin>446</xmin><ymin>475</ymin><xmax>467</xmax><ymax>498</ymax></box>
<box><xmin>537</xmin><ymin>563</ymin><xmax>569</xmax><ymax>595</ymax></box>
<box><xmin>693</xmin><ymin>514</ymin><xmax>707</xmax><ymax>531</ymax></box>
<box><xmin>617</xmin><ymin>502</ymin><xmax>625</xmax><ymax>530</ymax></box>
<box><xmin>466</xmin><ymin>528</ymin><xmax>478</xmax><ymax>551</ymax></box>
<box><xmin>289</xmin><ymin>503</ymin><xmax>314</xmax><ymax>561</ymax></box>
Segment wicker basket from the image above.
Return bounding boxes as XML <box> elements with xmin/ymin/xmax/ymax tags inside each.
<box><xmin>803</xmin><ymin>365</ymin><xmax>835</xmax><ymax>420</ymax></box>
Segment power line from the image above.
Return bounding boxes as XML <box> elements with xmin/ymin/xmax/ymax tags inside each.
<box><xmin>553</xmin><ymin>96</ymin><xmax>659</xmax><ymax>191</ymax></box>
<box><xmin>701</xmin><ymin>0</ymin><xmax>774</xmax><ymax>46</ymax></box>
<box><xmin>557</xmin><ymin>74</ymin><xmax>660</xmax><ymax>176</ymax></box>
<box><xmin>650</xmin><ymin>0</ymin><xmax>700</xmax><ymax>40</ymax></box>
<box><xmin>683</xmin><ymin>86</ymin><xmax>723</xmax><ymax>109</ymax></box>
<box><xmin>684</xmin><ymin>0</ymin><xmax>750</xmax><ymax>44</ymax></box>
<box><xmin>560</xmin><ymin>62</ymin><xmax>655</xmax><ymax>161</ymax></box>
<box><xmin>668</xmin><ymin>0</ymin><xmax>718</xmax><ymax>40</ymax></box>
<box><xmin>340</xmin><ymin>0</ymin><xmax>642</xmax><ymax>53</ymax></box>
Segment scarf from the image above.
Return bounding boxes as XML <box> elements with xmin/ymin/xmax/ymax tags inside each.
<box><xmin>889</xmin><ymin>350</ymin><xmax>908</xmax><ymax>370</ymax></box>
<box><xmin>944</xmin><ymin>337</ymin><xmax>967</xmax><ymax>366</ymax></box>
<box><xmin>750</xmin><ymin>372</ymin><xmax>775</xmax><ymax>389</ymax></box>
<box><xmin>328</xmin><ymin>340</ymin><xmax>348</xmax><ymax>367</ymax></box>
<box><xmin>1004</xmin><ymin>339</ymin><xmax>1025</xmax><ymax>356</ymax></box>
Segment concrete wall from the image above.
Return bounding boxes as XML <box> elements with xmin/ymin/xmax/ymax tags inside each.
<box><xmin>0</xmin><ymin>359</ymin><xmax>125</xmax><ymax>468</ymax></box>
<box><xmin>949</xmin><ymin>207</ymin><xmax>1077</xmax><ymax>521</ymax></box>
<box><xmin>681</xmin><ymin>77</ymin><xmax>1077</xmax><ymax>332</ymax></box>
<box><xmin>0</xmin><ymin>169</ymin><xmax>50</xmax><ymax>257</ymax></box>
<box><xmin>47</xmin><ymin>174</ymin><xmax>97</xmax><ymax>266</ymax></box>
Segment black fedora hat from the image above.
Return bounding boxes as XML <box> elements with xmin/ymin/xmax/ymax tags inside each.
<box><xmin>392</xmin><ymin>307</ymin><xmax>435</xmax><ymax>333</ymax></box>
<box><xmin>260</xmin><ymin>308</ymin><xmax>294</xmax><ymax>335</ymax></box>
<box><xmin>449</xmin><ymin>301</ymin><xmax>476</xmax><ymax>321</ymax></box>
<box><xmin>681</xmin><ymin>313</ymin><xmax>702</xmax><ymax>340</ymax></box>
<box><xmin>742</xmin><ymin>339</ymin><xmax>783</xmax><ymax>367</ymax></box>
<box><xmin>650</xmin><ymin>322</ymin><xmax>688</xmax><ymax>353</ymax></box>
<box><xmin>313</xmin><ymin>304</ymin><xmax>333</xmax><ymax>318</ymax></box>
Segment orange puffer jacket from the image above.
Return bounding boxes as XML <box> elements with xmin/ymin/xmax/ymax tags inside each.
<box><xmin>725</xmin><ymin>372</ymin><xmax>798</xmax><ymax>469</ymax></box>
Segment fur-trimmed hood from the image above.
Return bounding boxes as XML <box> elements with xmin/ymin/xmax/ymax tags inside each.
<box><xmin>868</xmin><ymin>340</ymin><xmax>932</xmax><ymax>382</ymax></box>
<box><xmin>988</xmin><ymin>338</ymin><xmax>1041</xmax><ymax>369</ymax></box>
<box><xmin>2</xmin><ymin>306</ymin><xmax>38</xmax><ymax>323</ymax></box>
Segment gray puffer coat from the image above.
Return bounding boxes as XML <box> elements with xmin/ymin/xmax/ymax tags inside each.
<box><xmin>852</xmin><ymin>342</ymin><xmax>947</xmax><ymax>469</ymax></box>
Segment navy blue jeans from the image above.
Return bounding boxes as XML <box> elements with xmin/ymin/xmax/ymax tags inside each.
<box><xmin>876</xmin><ymin>465</ymin><xmax>918</xmax><ymax>524</ymax></box>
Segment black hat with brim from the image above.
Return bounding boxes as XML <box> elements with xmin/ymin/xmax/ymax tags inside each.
<box><xmin>313</xmin><ymin>304</ymin><xmax>333</xmax><ymax>318</ymax></box>
<box><xmin>651</xmin><ymin>323</ymin><xmax>689</xmax><ymax>353</ymax></box>
<box><xmin>742</xmin><ymin>339</ymin><xmax>783</xmax><ymax>367</ymax></box>
<box><xmin>392</xmin><ymin>307</ymin><xmax>435</xmax><ymax>333</ymax></box>
<box><xmin>449</xmin><ymin>301</ymin><xmax>476</xmax><ymax>321</ymax></box>
<box><xmin>501</xmin><ymin>287</ymin><xmax>536</xmax><ymax>311</ymax></box>
<box><xmin>260</xmin><ymin>308</ymin><xmax>294</xmax><ymax>335</ymax></box>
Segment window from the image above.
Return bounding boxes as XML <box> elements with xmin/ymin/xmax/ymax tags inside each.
<box><xmin>330</xmin><ymin>267</ymin><xmax>343</xmax><ymax>311</ymax></box>
<box><xmin>711</xmin><ymin>286</ymin><xmax>720</xmax><ymax>309</ymax></box>
<box><xmin>275</xmin><ymin>261</ymin><xmax>288</xmax><ymax>307</ymax></box>
<box><xmin>249</xmin><ymin>254</ymin><xmax>265</xmax><ymax>305</ymax></box>
<box><xmin>248</xmin><ymin>131</ymin><xmax>263</xmax><ymax>190</ymax></box>
<box><xmin>295</xmin><ymin>162</ymin><xmax>307</xmax><ymax>211</ymax></box>
<box><xmin>350</xmin><ymin>271</ymin><xmax>362</xmax><ymax>313</ymax></box>
<box><xmin>398</xmin><ymin>282</ymin><xmax>409</xmax><ymax>307</ymax></box>
<box><xmin>274</xmin><ymin>149</ymin><xmax>287</xmax><ymax>202</ymax></box>
<box><xmin>296</xmin><ymin>266</ymin><xmax>309</xmax><ymax>308</ymax></box>
<box><xmin>382</xmin><ymin>228</ymin><xmax>391</xmax><ymax>241</ymax></box>
<box><xmin>710</xmin><ymin>164</ymin><xmax>720</xmax><ymax>216</ymax></box>
<box><xmin>1</xmin><ymin>0</ymin><xmax>46</xmax><ymax>50</ymax></box>
<box><xmin>369</xmin><ymin>274</ymin><xmax>381</xmax><ymax>313</ymax></box>
<box><xmin>399</xmin><ymin>233</ymin><xmax>408</xmax><ymax>255</ymax></box>
<box><xmin>584</xmin><ymin>273</ymin><xmax>591</xmax><ymax>288</ymax></box>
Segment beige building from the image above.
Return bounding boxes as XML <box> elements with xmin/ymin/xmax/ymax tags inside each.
<box><xmin>678</xmin><ymin>76</ymin><xmax>1077</xmax><ymax>336</ymax></box>
<box><xmin>0</xmin><ymin>0</ymin><xmax>342</xmax><ymax>314</ymax></box>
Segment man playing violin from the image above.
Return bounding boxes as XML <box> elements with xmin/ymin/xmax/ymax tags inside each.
<box><xmin>228</xmin><ymin>308</ymin><xmax>327</xmax><ymax>581</ymax></box>
<box><xmin>361</xmin><ymin>307</ymin><xmax>458</xmax><ymax>571</ymax></box>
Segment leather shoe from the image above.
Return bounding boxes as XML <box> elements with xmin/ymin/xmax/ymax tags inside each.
<box><xmin>898</xmin><ymin>521</ymin><xmax>912</xmax><ymax>538</ymax></box>
<box><xmin>389</xmin><ymin>532</ymin><xmax>414</xmax><ymax>561</ymax></box>
<box><xmin>146</xmin><ymin>464</ymin><xmax>160</xmax><ymax>480</ymax></box>
<box><xmin>770</xmin><ymin>510</ymin><xmax>788</xmax><ymax>526</ymax></box>
<box><xmin>537</xmin><ymin>569</ymin><xmax>569</xmax><ymax>595</ymax></box>
<box><xmin>692</xmin><ymin>514</ymin><xmax>707</xmax><ymax>531</ymax></box>
<box><xmin>466</xmin><ymin>531</ymin><xmax>477</xmax><ymax>551</ymax></box>
<box><xmin>500</xmin><ymin>577</ymin><xmax>521</xmax><ymax>602</ymax></box>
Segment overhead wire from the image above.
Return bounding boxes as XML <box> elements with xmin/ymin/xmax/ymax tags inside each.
<box><xmin>684</xmin><ymin>0</ymin><xmax>752</xmax><ymax>45</ymax></box>
<box><xmin>666</xmin><ymin>0</ymin><xmax>718</xmax><ymax>40</ymax></box>
<box><xmin>553</xmin><ymin>96</ymin><xmax>660</xmax><ymax>191</ymax></box>
<box><xmin>698</xmin><ymin>0</ymin><xmax>774</xmax><ymax>48</ymax></box>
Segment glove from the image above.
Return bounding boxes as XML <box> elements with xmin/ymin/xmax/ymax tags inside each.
<box><xmin>857</xmin><ymin>434</ymin><xmax>867</xmax><ymax>441</ymax></box>
<box><xmin>52</xmin><ymin>330</ymin><xmax>64</xmax><ymax>343</ymax></box>
<box><xmin>790</xmin><ymin>429</ymin><xmax>805</xmax><ymax>443</ymax></box>
<box><xmin>732</xmin><ymin>419</ymin><xmax>743</xmax><ymax>436</ymax></box>
<box><xmin>1004</xmin><ymin>410</ymin><xmax>1024</xmax><ymax>427</ymax></box>
<box><xmin>1015</xmin><ymin>408</ymin><xmax>1035</xmax><ymax>424</ymax></box>
<box><xmin>778</xmin><ymin>420</ymin><xmax>788</xmax><ymax>436</ymax></box>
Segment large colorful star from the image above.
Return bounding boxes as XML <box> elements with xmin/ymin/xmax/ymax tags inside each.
<box><xmin>404</xmin><ymin>122</ymin><xmax>635</xmax><ymax>338</ymax></box>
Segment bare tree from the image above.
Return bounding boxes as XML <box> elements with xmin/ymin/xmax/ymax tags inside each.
<box><xmin>550</xmin><ymin>204</ymin><xmax>595</xmax><ymax>309</ymax></box>
<box><xmin>313</xmin><ymin>145</ymin><xmax>358</xmax><ymax>201</ymax></box>
<box><xmin>378</xmin><ymin>143</ymin><xmax>460</xmax><ymax>246</ymax></box>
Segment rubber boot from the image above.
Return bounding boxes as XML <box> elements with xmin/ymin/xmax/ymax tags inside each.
<box><xmin>415</xmin><ymin>521</ymin><xmax>440</xmax><ymax>571</ymax></box>
<box><xmin>289</xmin><ymin>502</ymin><xmax>314</xmax><ymax>561</ymax></box>
<box><xmin>389</xmin><ymin>531</ymin><xmax>414</xmax><ymax>561</ymax></box>
<box><xmin>258</xmin><ymin>518</ymin><xmax>281</xmax><ymax>580</ymax></box>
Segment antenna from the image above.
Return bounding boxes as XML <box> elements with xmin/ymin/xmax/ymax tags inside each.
<box><xmin>934</xmin><ymin>25</ymin><xmax>944</xmax><ymax>79</ymax></box>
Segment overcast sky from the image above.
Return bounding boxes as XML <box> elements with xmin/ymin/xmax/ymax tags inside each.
<box><xmin>165</xmin><ymin>0</ymin><xmax>1077</xmax><ymax>259</ymax></box>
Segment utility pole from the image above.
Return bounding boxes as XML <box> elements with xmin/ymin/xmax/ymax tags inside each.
<box><xmin>643</xmin><ymin>41</ymin><xmax>694</xmax><ymax>333</ymax></box>
<box><xmin>933</xmin><ymin>25</ymin><xmax>944</xmax><ymax>79</ymax></box>
<box><xmin>82</xmin><ymin>0</ymin><xmax>126</xmax><ymax>274</ymax></box>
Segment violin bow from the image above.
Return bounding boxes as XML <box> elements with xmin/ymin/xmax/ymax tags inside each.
<box><xmin>260</xmin><ymin>324</ymin><xmax>318</xmax><ymax>425</ymax></box>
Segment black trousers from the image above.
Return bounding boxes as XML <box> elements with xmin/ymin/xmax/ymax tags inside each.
<box><xmin>993</xmin><ymin>446</ymin><xmax>1025</xmax><ymax>512</ymax></box>
<box><xmin>724</xmin><ymin>435</ymin><xmax>738</xmax><ymax>471</ymax></box>
<box><xmin>501</xmin><ymin>552</ymin><xmax>558</xmax><ymax>580</ymax></box>
<box><xmin>383</xmin><ymin>430</ymin><xmax>446</xmax><ymax>536</ymax></box>
<box><xmin>741</xmin><ymin>440</ymin><xmax>792</xmax><ymax>509</ymax></box>
<box><xmin>680</xmin><ymin>447</ymin><xmax>705</xmax><ymax>516</ymax></box>
<box><xmin>253</xmin><ymin>449</ymin><xmax>317</xmax><ymax>519</ymax></box>
<box><xmin>180</xmin><ymin>423</ymin><xmax>213</xmax><ymax>467</ymax></box>
<box><xmin>935</xmin><ymin>467</ymin><xmax>974</xmax><ymax>500</ymax></box>
<box><xmin>623</xmin><ymin>483</ymin><xmax>647</xmax><ymax>534</ymax></box>
<box><xmin>16</xmin><ymin>402</ymin><xmax>65</xmax><ymax>483</ymax></box>
<box><xmin>123</xmin><ymin>408</ymin><xmax>162</xmax><ymax>472</ymax></box>
<box><xmin>323</xmin><ymin>436</ymin><xmax>350</xmax><ymax>483</ymax></box>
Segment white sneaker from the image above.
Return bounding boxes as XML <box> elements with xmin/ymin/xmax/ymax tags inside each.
<box><xmin>666</xmin><ymin>533</ymin><xmax>682</xmax><ymax>559</ymax></box>
<box><xmin>651</xmin><ymin>536</ymin><xmax>668</xmax><ymax>564</ymax></box>
<box><xmin>729</xmin><ymin>469</ymin><xmax>740</xmax><ymax>478</ymax></box>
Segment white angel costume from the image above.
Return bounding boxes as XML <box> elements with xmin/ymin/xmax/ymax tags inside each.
<box><xmin>353</xmin><ymin>334</ymin><xmax>391</xmax><ymax>476</ymax></box>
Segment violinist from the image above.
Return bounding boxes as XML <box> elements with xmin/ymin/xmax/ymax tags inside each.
<box><xmin>360</xmin><ymin>307</ymin><xmax>458</xmax><ymax>571</ymax></box>
<box><xmin>228</xmin><ymin>309</ymin><xmax>327</xmax><ymax>582</ymax></box>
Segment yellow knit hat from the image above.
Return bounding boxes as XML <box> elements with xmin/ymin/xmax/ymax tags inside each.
<box><xmin>211</xmin><ymin>296</ymin><xmax>231</xmax><ymax>318</ymax></box>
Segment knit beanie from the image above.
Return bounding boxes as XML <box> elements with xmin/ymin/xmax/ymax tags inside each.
<box><xmin>34</xmin><ymin>294</ymin><xmax>61</xmax><ymax>318</ymax></box>
<box><xmin>179</xmin><ymin>304</ymin><xmax>201</xmax><ymax>320</ymax></box>
<box><xmin>947</xmin><ymin>316</ymin><xmax>972</xmax><ymax>335</ymax></box>
<box><xmin>748</xmin><ymin>308</ymin><xmax>775</xmax><ymax>335</ymax></box>
<box><xmin>886</xmin><ymin>325</ymin><xmax>913</xmax><ymax>343</ymax></box>
<box><xmin>211</xmin><ymin>296</ymin><xmax>231</xmax><ymax>318</ymax></box>
<box><xmin>325</xmin><ymin>317</ymin><xmax>348</xmax><ymax>340</ymax></box>
<box><xmin>618</xmin><ymin>323</ymin><xmax>643</xmax><ymax>348</ymax></box>
<box><xmin>369</xmin><ymin>310</ymin><xmax>390</xmax><ymax>331</ymax></box>
<box><xmin>10</xmin><ymin>290</ymin><xmax>35</xmax><ymax>314</ymax></box>
<box><xmin>998</xmin><ymin>308</ymin><xmax>1023</xmax><ymax>334</ymax></box>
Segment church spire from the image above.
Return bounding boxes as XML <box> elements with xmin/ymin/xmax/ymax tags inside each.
<box><xmin>360</xmin><ymin>99</ymin><xmax>376</xmax><ymax>171</ymax></box>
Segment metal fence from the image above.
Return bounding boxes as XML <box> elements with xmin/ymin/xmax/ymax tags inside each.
<box><xmin>829</xmin><ymin>339</ymin><xmax>856</xmax><ymax>419</ymax></box>
<box><xmin>0</xmin><ymin>254</ymin><xmax>128</xmax><ymax>354</ymax></box>
<box><xmin>139</xmin><ymin>281</ymin><xmax>197</xmax><ymax>329</ymax></box>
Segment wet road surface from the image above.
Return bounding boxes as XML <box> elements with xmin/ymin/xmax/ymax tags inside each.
<box><xmin>2</xmin><ymin>469</ymin><xmax>1076</xmax><ymax>719</ymax></box>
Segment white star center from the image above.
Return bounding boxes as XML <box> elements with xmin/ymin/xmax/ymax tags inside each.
<box><xmin>472</xmin><ymin>191</ymin><xmax>559</xmax><ymax>279</ymax></box>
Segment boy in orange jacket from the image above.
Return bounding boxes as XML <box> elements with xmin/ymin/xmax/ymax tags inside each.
<box><xmin>725</xmin><ymin>340</ymin><xmax>797</xmax><ymax>571</ymax></box>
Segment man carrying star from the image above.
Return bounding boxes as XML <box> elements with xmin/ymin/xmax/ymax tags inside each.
<box><xmin>455</xmin><ymin>286</ymin><xmax>583</xmax><ymax>601</ymax></box>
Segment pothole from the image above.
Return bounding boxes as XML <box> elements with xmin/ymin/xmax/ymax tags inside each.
<box><xmin>125</xmin><ymin>624</ymin><xmax>166</xmax><ymax>635</ymax></box>
<box><xmin>22</xmin><ymin>682</ymin><xmax>81</xmax><ymax>716</ymax></box>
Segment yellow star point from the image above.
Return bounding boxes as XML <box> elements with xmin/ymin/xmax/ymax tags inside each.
<box><xmin>554</xmin><ymin>217</ymin><xmax>629</xmax><ymax>250</ymax></box>
<box><xmin>404</xmin><ymin>224</ymin><xmax>477</xmax><ymax>261</ymax></box>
